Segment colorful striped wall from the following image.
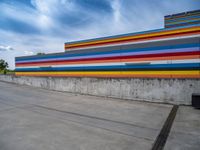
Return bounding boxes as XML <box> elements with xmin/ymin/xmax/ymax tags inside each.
<box><xmin>64</xmin><ymin>24</ymin><xmax>200</xmax><ymax>51</ymax></box>
<box><xmin>16</xmin><ymin>35</ymin><xmax>200</xmax><ymax>78</ymax></box>
<box><xmin>15</xmin><ymin>10</ymin><xmax>200</xmax><ymax>78</ymax></box>
<box><xmin>165</xmin><ymin>10</ymin><xmax>200</xmax><ymax>28</ymax></box>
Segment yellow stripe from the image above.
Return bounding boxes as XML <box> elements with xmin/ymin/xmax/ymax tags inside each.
<box><xmin>65</xmin><ymin>26</ymin><xmax>200</xmax><ymax>48</ymax></box>
<box><xmin>15</xmin><ymin>70</ymin><xmax>200</xmax><ymax>76</ymax></box>
<box><xmin>122</xmin><ymin>70</ymin><xmax>199</xmax><ymax>75</ymax></box>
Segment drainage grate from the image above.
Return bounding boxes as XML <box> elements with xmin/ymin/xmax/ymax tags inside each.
<box><xmin>151</xmin><ymin>105</ymin><xmax>179</xmax><ymax>150</ymax></box>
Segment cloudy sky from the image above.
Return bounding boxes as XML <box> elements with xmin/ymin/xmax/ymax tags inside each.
<box><xmin>0</xmin><ymin>0</ymin><xmax>200</xmax><ymax>69</ymax></box>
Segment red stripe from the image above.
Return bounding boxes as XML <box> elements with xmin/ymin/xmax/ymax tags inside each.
<box><xmin>16</xmin><ymin>51</ymin><xmax>200</xmax><ymax>66</ymax></box>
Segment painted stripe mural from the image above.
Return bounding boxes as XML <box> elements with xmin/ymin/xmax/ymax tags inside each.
<box><xmin>15</xmin><ymin>37</ymin><xmax>200</xmax><ymax>78</ymax></box>
<box><xmin>165</xmin><ymin>10</ymin><xmax>200</xmax><ymax>28</ymax></box>
<box><xmin>64</xmin><ymin>24</ymin><xmax>200</xmax><ymax>51</ymax></box>
<box><xmin>15</xmin><ymin>10</ymin><xmax>200</xmax><ymax>78</ymax></box>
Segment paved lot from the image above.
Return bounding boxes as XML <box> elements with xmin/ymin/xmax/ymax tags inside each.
<box><xmin>164</xmin><ymin>106</ymin><xmax>200</xmax><ymax>150</ymax></box>
<box><xmin>0</xmin><ymin>81</ymin><xmax>199</xmax><ymax>150</ymax></box>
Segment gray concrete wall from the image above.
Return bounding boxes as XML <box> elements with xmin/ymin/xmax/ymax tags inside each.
<box><xmin>0</xmin><ymin>75</ymin><xmax>199</xmax><ymax>105</ymax></box>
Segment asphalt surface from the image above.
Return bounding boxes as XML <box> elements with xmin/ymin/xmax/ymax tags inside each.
<box><xmin>0</xmin><ymin>81</ymin><xmax>199</xmax><ymax>150</ymax></box>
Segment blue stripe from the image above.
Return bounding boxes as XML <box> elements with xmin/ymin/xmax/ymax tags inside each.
<box><xmin>15</xmin><ymin>63</ymin><xmax>200</xmax><ymax>71</ymax></box>
<box><xmin>165</xmin><ymin>15</ymin><xmax>200</xmax><ymax>23</ymax></box>
<box><xmin>166</xmin><ymin>22</ymin><xmax>200</xmax><ymax>27</ymax></box>
<box><xmin>166</xmin><ymin>19</ymin><xmax>200</xmax><ymax>25</ymax></box>
<box><xmin>166</xmin><ymin>23</ymin><xmax>200</xmax><ymax>28</ymax></box>
<box><xmin>16</xmin><ymin>43</ymin><xmax>200</xmax><ymax>62</ymax></box>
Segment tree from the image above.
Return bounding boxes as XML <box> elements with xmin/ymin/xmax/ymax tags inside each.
<box><xmin>0</xmin><ymin>59</ymin><xmax>9</xmax><ymax>74</ymax></box>
<box><xmin>36</xmin><ymin>52</ymin><xmax>45</xmax><ymax>55</ymax></box>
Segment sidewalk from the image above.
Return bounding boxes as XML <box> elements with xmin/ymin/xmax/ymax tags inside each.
<box><xmin>0</xmin><ymin>81</ymin><xmax>199</xmax><ymax>150</ymax></box>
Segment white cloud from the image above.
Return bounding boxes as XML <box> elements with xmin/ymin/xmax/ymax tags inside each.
<box><xmin>0</xmin><ymin>45</ymin><xmax>14</xmax><ymax>51</ymax></box>
<box><xmin>0</xmin><ymin>0</ymin><xmax>200</xmax><ymax>70</ymax></box>
<box><xmin>24</xmin><ymin>50</ymin><xmax>34</xmax><ymax>55</ymax></box>
<box><xmin>0</xmin><ymin>3</ymin><xmax>38</xmax><ymax>28</ymax></box>
<box><xmin>111</xmin><ymin>0</ymin><xmax>121</xmax><ymax>23</ymax></box>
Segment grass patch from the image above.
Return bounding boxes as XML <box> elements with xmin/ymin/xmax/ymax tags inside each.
<box><xmin>0</xmin><ymin>70</ymin><xmax>15</xmax><ymax>75</ymax></box>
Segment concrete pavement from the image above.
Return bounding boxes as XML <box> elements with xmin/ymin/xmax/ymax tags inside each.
<box><xmin>0</xmin><ymin>81</ymin><xmax>199</xmax><ymax>150</ymax></box>
<box><xmin>164</xmin><ymin>106</ymin><xmax>200</xmax><ymax>150</ymax></box>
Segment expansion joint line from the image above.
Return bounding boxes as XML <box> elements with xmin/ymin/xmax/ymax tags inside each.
<box><xmin>151</xmin><ymin>105</ymin><xmax>179</xmax><ymax>150</ymax></box>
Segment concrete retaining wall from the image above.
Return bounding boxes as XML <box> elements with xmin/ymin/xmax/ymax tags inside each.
<box><xmin>0</xmin><ymin>75</ymin><xmax>200</xmax><ymax>105</ymax></box>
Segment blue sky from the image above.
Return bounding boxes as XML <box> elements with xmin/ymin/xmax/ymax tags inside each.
<box><xmin>0</xmin><ymin>0</ymin><xmax>200</xmax><ymax>69</ymax></box>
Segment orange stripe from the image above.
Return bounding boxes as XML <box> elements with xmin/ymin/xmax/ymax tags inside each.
<box><xmin>66</xmin><ymin>26</ymin><xmax>200</xmax><ymax>47</ymax></box>
<box><xmin>65</xmin><ymin>27</ymin><xmax>200</xmax><ymax>49</ymax></box>
<box><xmin>15</xmin><ymin>73</ymin><xmax>200</xmax><ymax>78</ymax></box>
<box><xmin>65</xmin><ymin>31</ymin><xmax>200</xmax><ymax>49</ymax></box>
